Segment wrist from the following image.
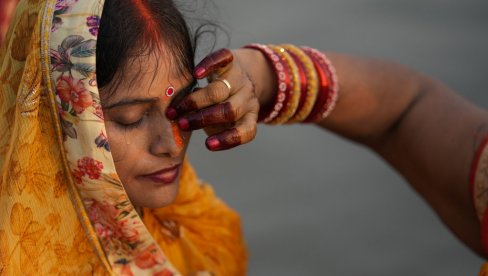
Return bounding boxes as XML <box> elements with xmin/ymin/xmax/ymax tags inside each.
<box><xmin>237</xmin><ymin>44</ymin><xmax>339</xmax><ymax>124</ymax></box>
<box><xmin>232</xmin><ymin>48</ymin><xmax>277</xmax><ymax>108</ymax></box>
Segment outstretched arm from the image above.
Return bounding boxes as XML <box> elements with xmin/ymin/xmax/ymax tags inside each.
<box><xmin>236</xmin><ymin>48</ymin><xmax>488</xmax><ymax>256</ymax></box>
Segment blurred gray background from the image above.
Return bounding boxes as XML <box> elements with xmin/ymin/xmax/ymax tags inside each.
<box><xmin>185</xmin><ymin>0</ymin><xmax>488</xmax><ymax>275</ymax></box>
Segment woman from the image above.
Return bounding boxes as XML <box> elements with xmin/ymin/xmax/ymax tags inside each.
<box><xmin>1</xmin><ymin>0</ymin><xmax>486</xmax><ymax>275</ymax></box>
<box><xmin>1</xmin><ymin>0</ymin><xmax>246</xmax><ymax>275</ymax></box>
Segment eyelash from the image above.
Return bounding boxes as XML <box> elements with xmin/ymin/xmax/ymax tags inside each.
<box><xmin>118</xmin><ymin>111</ymin><xmax>149</xmax><ymax>130</ymax></box>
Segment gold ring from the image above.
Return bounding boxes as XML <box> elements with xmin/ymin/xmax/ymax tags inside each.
<box><xmin>214</xmin><ymin>78</ymin><xmax>231</xmax><ymax>91</ymax></box>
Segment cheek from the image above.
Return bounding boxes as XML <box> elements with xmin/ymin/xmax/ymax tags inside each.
<box><xmin>106</xmin><ymin>127</ymin><xmax>130</xmax><ymax>161</ymax></box>
<box><xmin>105</xmin><ymin>123</ymin><xmax>146</xmax><ymax>179</ymax></box>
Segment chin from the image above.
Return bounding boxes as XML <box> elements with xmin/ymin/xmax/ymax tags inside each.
<box><xmin>128</xmin><ymin>182</ymin><xmax>180</xmax><ymax>209</ymax></box>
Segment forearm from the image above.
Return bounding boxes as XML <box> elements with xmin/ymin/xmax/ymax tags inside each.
<box><xmin>317</xmin><ymin>53</ymin><xmax>425</xmax><ymax>144</ymax></box>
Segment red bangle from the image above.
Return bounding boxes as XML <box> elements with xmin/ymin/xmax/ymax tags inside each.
<box><xmin>302</xmin><ymin>48</ymin><xmax>331</xmax><ymax>123</ymax></box>
<box><xmin>471</xmin><ymin>136</ymin><xmax>488</xmax><ymax>221</ymax></box>
<box><xmin>470</xmin><ymin>135</ymin><xmax>488</xmax><ymax>255</ymax></box>
<box><xmin>268</xmin><ymin>45</ymin><xmax>301</xmax><ymax>124</ymax></box>
<box><xmin>302</xmin><ymin>47</ymin><xmax>339</xmax><ymax>123</ymax></box>
<box><xmin>244</xmin><ymin>43</ymin><xmax>291</xmax><ymax>123</ymax></box>
<box><xmin>482</xmin><ymin>209</ymin><xmax>488</xmax><ymax>255</ymax></box>
<box><xmin>281</xmin><ymin>44</ymin><xmax>320</xmax><ymax>123</ymax></box>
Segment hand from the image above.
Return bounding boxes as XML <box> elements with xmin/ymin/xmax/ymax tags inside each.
<box><xmin>165</xmin><ymin>48</ymin><xmax>260</xmax><ymax>151</ymax></box>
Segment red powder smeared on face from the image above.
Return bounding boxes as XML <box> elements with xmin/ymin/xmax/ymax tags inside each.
<box><xmin>162</xmin><ymin>94</ymin><xmax>170</xmax><ymax>103</ymax></box>
<box><xmin>130</xmin><ymin>0</ymin><xmax>160</xmax><ymax>42</ymax></box>
<box><xmin>172</xmin><ymin>122</ymin><xmax>184</xmax><ymax>149</ymax></box>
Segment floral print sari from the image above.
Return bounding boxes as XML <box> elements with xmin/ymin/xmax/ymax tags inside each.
<box><xmin>0</xmin><ymin>0</ymin><xmax>246</xmax><ymax>275</ymax></box>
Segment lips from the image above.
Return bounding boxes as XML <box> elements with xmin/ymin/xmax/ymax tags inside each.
<box><xmin>141</xmin><ymin>164</ymin><xmax>180</xmax><ymax>185</ymax></box>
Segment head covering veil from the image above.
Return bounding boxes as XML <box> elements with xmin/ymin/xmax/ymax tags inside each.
<box><xmin>0</xmin><ymin>0</ymin><xmax>246</xmax><ymax>275</ymax></box>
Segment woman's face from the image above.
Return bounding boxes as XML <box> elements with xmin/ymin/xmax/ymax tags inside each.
<box><xmin>101</xmin><ymin>51</ymin><xmax>194</xmax><ymax>208</ymax></box>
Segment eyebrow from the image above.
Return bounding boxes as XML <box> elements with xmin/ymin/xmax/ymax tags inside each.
<box><xmin>103</xmin><ymin>79</ymin><xmax>197</xmax><ymax>110</ymax></box>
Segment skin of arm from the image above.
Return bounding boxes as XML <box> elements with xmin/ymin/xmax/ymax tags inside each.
<box><xmin>0</xmin><ymin>0</ymin><xmax>19</xmax><ymax>44</ymax></box>
<box><xmin>233</xmin><ymin>48</ymin><xmax>488</xmax><ymax>258</ymax></box>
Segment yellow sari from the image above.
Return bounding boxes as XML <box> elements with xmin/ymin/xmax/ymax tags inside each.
<box><xmin>0</xmin><ymin>0</ymin><xmax>246</xmax><ymax>275</ymax></box>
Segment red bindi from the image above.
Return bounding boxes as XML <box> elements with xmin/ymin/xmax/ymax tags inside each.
<box><xmin>166</xmin><ymin>86</ymin><xmax>175</xmax><ymax>97</ymax></box>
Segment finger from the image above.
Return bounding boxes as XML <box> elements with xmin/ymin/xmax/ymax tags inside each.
<box><xmin>205</xmin><ymin>111</ymin><xmax>258</xmax><ymax>151</ymax></box>
<box><xmin>177</xmin><ymin>90</ymin><xmax>255</xmax><ymax>131</ymax></box>
<box><xmin>193</xmin><ymin>48</ymin><xmax>234</xmax><ymax>79</ymax></box>
<box><xmin>203</xmin><ymin>123</ymin><xmax>234</xmax><ymax>137</ymax></box>
<box><xmin>166</xmin><ymin>80</ymin><xmax>233</xmax><ymax>119</ymax></box>
<box><xmin>167</xmin><ymin>72</ymin><xmax>250</xmax><ymax>119</ymax></box>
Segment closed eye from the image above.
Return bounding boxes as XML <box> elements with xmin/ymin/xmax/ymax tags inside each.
<box><xmin>117</xmin><ymin>111</ymin><xmax>149</xmax><ymax>130</ymax></box>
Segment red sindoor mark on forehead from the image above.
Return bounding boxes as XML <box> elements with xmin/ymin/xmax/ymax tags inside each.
<box><xmin>130</xmin><ymin>0</ymin><xmax>159</xmax><ymax>41</ymax></box>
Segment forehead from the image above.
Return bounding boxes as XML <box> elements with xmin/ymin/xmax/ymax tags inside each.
<box><xmin>100</xmin><ymin>46</ymin><xmax>192</xmax><ymax>105</ymax></box>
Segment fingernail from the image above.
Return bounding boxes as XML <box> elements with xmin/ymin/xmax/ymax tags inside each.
<box><xmin>206</xmin><ymin>137</ymin><xmax>221</xmax><ymax>150</ymax></box>
<box><xmin>178</xmin><ymin>118</ymin><xmax>190</xmax><ymax>130</ymax></box>
<box><xmin>165</xmin><ymin>107</ymin><xmax>177</xmax><ymax>120</ymax></box>
<box><xmin>194</xmin><ymin>67</ymin><xmax>206</xmax><ymax>78</ymax></box>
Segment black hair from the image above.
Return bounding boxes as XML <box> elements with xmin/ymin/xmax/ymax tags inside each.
<box><xmin>96</xmin><ymin>0</ymin><xmax>199</xmax><ymax>97</ymax></box>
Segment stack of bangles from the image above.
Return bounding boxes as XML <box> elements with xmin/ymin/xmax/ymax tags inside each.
<box><xmin>244</xmin><ymin>43</ymin><xmax>339</xmax><ymax>124</ymax></box>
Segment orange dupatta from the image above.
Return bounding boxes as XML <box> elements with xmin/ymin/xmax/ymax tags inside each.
<box><xmin>0</xmin><ymin>0</ymin><xmax>246</xmax><ymax>275</ymax></box>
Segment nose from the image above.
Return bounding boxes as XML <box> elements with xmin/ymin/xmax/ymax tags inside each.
<box><xmin>149</xmin><ymin>118</ymin><xmax>184</xmax><ymax>158</ymax></box>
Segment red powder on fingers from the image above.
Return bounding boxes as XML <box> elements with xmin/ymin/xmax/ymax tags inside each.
<box><xmin>172</xmin><ymin>122</ymin><xmax>184</xmax><ymax>149</ymax></box>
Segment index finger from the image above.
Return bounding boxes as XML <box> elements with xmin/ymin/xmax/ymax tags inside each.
<box><xmin>193</xmin><ymin>48</ymin><xmax>234</xmax><ymax>79</ymax></box>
